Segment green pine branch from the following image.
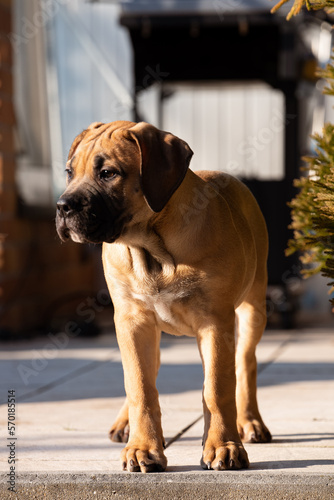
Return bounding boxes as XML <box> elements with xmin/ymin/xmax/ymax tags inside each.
<box><xmin>286</xmin><ymin>56</ymin><xmax>334</xmax><ymax>302</ymax></box>
<box><xmin>271</xmin><ymin>0</ymin><xmax>334</xmax><ymax>20</ymax></box>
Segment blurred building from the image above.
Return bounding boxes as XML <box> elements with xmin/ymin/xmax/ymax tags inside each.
<box><xmin>1</xmin><ymin>0</ymin><xmax>333</xmax><ymax>337</ymax></box>
<box><xmin>0</xmin><ymin>0</ymin><xmax>98</xmax><ymax>337</ymax></box>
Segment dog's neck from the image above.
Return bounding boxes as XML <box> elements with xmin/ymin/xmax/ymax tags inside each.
<box><xmin>150</xmin><ymin>169</ymin><xmax>210</xmax><ymax>257</ymax></box>
<box><xmin>120</xmin><ymin>221</ymin><xmax>175</xmax><ymax>280</ymax></box>
<box><xmin>117</xmin><ymin>170</ymin><xmax>207</xmax><ymax>279</ymax></box>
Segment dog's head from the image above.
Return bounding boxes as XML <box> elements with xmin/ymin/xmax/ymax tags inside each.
<box><xmin>56</xmin><ymin>121</ymin><xmax>193</xmax><ymax>244</ymax></box>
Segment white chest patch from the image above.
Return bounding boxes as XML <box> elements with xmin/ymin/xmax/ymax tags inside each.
<box><xmin>131</xmin><ymin>288</ymin><xmax>187</xmax><ymax>326</ymax></box>
<box><xmin>124</xmin><ymin>246</ymin><xmax>201</xmax><ymax>330</ymax></box>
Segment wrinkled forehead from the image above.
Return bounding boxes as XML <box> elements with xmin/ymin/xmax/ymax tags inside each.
<box><xmin>69</xmin><ymin>121</ymin><xmax>138</xmax><ymax>168</ymax></box>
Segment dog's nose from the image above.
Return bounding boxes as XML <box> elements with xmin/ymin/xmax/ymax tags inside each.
<box><xmin>57</xmin><ymin>197</ymin><xmax>75</xmax><ymax>217</ymax></box>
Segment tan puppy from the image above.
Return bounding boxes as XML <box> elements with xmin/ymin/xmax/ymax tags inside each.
<box><xmin>56</xmin><ymin>121</ymin><xmax>271</xmax><ymax>473</ymax></box>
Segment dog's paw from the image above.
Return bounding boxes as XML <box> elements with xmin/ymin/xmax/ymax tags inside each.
<box><xmin>201</xmin><ymin>441</ymin><xmax>249</xmax><ymax>470</ymax></box>
<box><xmin>121</xmin><ymin>445</ymin><xmax>167</xmax><ymax>473</ymax></box>
<box><xmin>238</xmin><ymin>419</ymin><xmax>272</xmax><ymax>443</ymax></box>
<box><xmin>109</xmin><ymin>420</ymin><xmax>130</xmax><ymax>443</ymax></box>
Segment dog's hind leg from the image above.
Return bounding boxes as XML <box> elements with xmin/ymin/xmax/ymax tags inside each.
<box><xmin>109</xmin><ymin>399</ymin><xmax>130</xmax><ymax>443</ymax></box>
<box><xmin>235</xmin><ymin>284</ymin><xmax>272</xmax><ymax>443</ymax></box>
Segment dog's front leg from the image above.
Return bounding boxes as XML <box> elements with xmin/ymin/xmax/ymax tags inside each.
<box><xmin>115</xmin><ymin>308</ymin><xmax>166</xmax><ymax>473</ymax></box>
<box><xmin>197</xmin><ymin>309</ymin><xmax>249</xmax><ymax>470</ymax></box>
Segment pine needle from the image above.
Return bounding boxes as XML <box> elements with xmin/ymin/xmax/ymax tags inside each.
<box><xmin>271</xmin><ymin>0</ymin><xmax>334</xmax><ymax>20</ymax></box>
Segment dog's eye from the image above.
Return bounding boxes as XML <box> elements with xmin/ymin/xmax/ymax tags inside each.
<box><xmin>65</xmin><ymin>168</ymin><xmax>73</xmax><ymax>181</ymax></box>
<box><xmin>99</xmin><ymin>170</ymin><xmax>118</xmax><ymax>181</ymax></box>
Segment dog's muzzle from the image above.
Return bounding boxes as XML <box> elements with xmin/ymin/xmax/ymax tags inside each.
<box><xmin>56</xmin><ymin>191</ymin><xmax>123</xmax><ymax>244</ymax></box>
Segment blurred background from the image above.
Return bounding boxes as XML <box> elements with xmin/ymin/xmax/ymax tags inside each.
<box><xmin>1</xmin><ymin>0</ymin><xmax>334</xmax><ymax>339</ymax></box>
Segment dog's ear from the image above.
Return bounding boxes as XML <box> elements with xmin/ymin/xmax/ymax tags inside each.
<box><xmin>127</xmin><ymin>122</ymin><xmax>193</xmax><ymax>212</ymax></box>
<box><xmin>68</xmin><ymin>130</ymin><xmax>88</xmax><ymax>160</ymax></box>
<box><xmin>67</xmin><ymin>122</ymin><xmax>105</xmax><ymax>160</ymax></box>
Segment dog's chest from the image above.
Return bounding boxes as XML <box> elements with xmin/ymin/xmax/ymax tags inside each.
<box><xmin>109</xmin><ymin>244</ymin><xmax>205</xmax><ymax>334</ymax></box>
<box><xmin>132</xmin><ymin>284</ymin><xmax>188</xmax><ymax>325</ymax></box>
<box><xmin>129</xmin><ymin>268</ymin><xmax>202</xmax><ymax>333</ymax></box>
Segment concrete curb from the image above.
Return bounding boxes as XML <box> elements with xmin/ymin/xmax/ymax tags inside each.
<box><xmin>1</xmin><ymin>472</ymin><xmax>334</xmax><ymax>500</ymax></box>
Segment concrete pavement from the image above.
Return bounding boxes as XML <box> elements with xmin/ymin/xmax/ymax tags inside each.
<box><xmin>0</xmin><ymin>328</ymin><xmax>333</xmax><ymax>499</ymax></box>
